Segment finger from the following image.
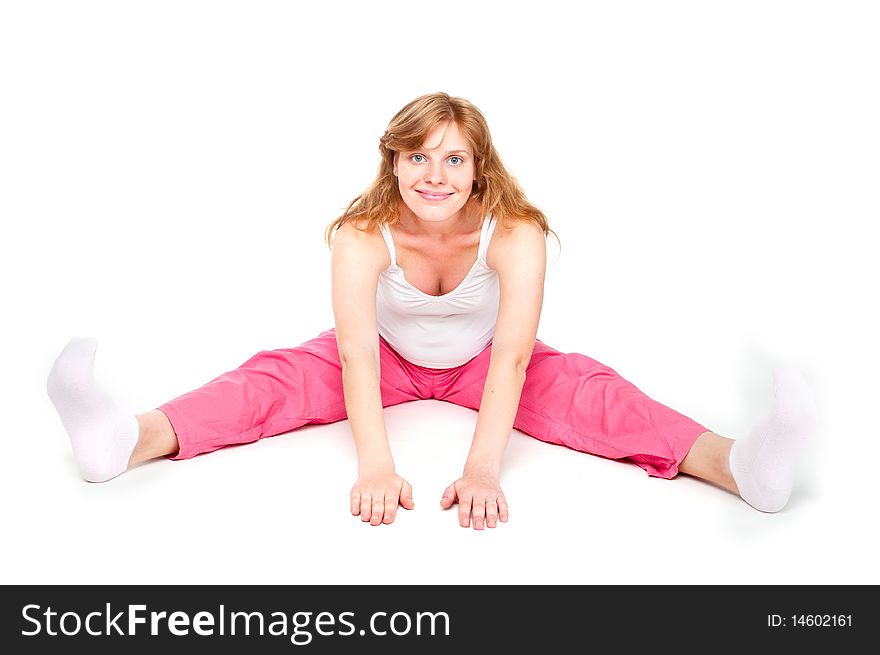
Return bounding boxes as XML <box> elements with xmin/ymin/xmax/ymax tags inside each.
<box><xmin>360</xmin><ymin>492</ymin><xmax>372</xmax><ymax>522</ymax></box>
<box><xmin>497</xmin><ymin>496</ymin><xmax>510</xmax><ymax>522</ymax></box>
<box><xmin>383</xmin><ymin>492</ymin><xmax>396</xmax><ymax>524</ymax></box>
<box><xmin>472</xmin><ymin>498</ymin><xmax>486</xmax><ymax>530</ymax></box>
<box><xmin>459</xmin><ymin>496</ymin><xmax>471</xmax><ymax>528</ymax></box>
<box><xmin>485</xmin><ymin>498</ymin><xmax>499</xmax><ymax>528</ymax></box>
<box><xmin>350</xmin><ymin>490</ymin><xmax>361</xmax><ymax>516</ymax></box>
<box><xmin>370</xmin><ymin>493</ymin><xmax>384</xmax><ymax>526</ymax></box>
<box><xmin>400</xmin><ymin>480</ymin><xmax>415</xmax><ymax>509</ymax></box>
<box><xmin>440</xmin><ymin>483</ymin><xmax>456</xmax><ymax>509</ymax></box>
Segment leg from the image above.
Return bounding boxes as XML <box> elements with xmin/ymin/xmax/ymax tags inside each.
<box><xmin>662</xmin><ymin>367</ymin><xmax>819</xmax><ymax>512</ymax></box>
<box><xmin>439</xmin><ymin>341</ymin><xmax>817</xmax><ymax>512</ymax></box>
<box><xmin>155</xmin><ymin>328</ymin><xmax>424</xmax><ymax>461</ymax></box>
<box><xmin>678</xmin><ymin>431</ymin><xmax>739</xmax><ymax>495</ymax></box>
<box><xmin>438</xmin><ymin>340</ymin><xmax>709</xmax><ymax>479</ymax></box>
<box><xmin>154</xmin><ymin>332</ymin><xmax>353</xmax><ymax>462</ymax></box>
<box><xmin>128</xmin><ymin>409</ymin><xmax>179</xmax><ymax>467</ymax></box>
<box><xmin>48</xmin><ymin>329</ymin><xmax>425</xmax><ymax>481</ymax></box>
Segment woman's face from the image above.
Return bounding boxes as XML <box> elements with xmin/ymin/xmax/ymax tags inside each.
<box><xmin>393</xmin><ymin>120</ymin><xmax>477</xmax><ymax>225</ymax></box>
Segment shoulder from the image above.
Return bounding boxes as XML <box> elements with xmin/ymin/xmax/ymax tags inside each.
<box><xmin>331</xmin><ymin>218</ymin><xmax>390</xmax><ymax>272</ymax></box>
<box><xmin>486</xmin><ymin>218</ymin><xmax>546</xmax><ymax>272</ymax></box>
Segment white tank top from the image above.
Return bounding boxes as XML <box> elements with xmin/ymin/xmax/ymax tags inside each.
<box><xmin>376</xmin><ymin>214</ymin><xmax>499</xmax><ymax>368</ymax></box>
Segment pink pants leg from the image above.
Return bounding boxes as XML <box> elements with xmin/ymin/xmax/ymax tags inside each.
<box><xmin>158</xmin><ymin>329</ymin><xmax>432</xmax><ymax>460</ymax></box>
<box><xmin>435</xmin><ymin>339</ymin><xmax>709</xmax><ymax>479</ymax></box>
<box><xmin>158</xmin><ymin>329</ymin><xmax>708</xmax><ymax>478</ymax></box>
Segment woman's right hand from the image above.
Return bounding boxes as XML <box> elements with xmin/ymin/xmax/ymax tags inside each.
<box><xmin>350</xmin><ymin>467</ymin><xmax>415</xmax><ymax>526</ymax></box>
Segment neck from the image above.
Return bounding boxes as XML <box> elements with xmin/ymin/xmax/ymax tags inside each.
<box><xmin>397</xmin><ymin>201</ymin><xmax>481</xmax><ymax>239</ymax></box>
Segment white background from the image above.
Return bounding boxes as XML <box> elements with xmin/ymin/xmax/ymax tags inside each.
<box><xmin>2</xmin><ymin>1</ymin><xmax>878</xmax><ymax>585</ymax></box>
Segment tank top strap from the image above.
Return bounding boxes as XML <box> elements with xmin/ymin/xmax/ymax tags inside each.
<box><xmin>378</xmin><ymin>222</ymin><xmax>397</xmax><ymax>266</ymax></box>
<box><xmin>478</xmin><ymin>213</ymin><xmax>497</xmax><ymax>263</ymax></box>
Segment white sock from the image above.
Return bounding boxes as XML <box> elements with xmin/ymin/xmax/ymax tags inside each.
<box><xmin>729</xmin><ymin>365</ymin><xmax>819</xmax><ymax>513</ymax></box>
<box><xmin>46</xmin><ymin>337</ymin><xmax>139</xmax><ymax>482</ymax></box>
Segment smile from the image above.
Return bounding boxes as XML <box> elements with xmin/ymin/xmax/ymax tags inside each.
<box><xmin>415</xmin><ymin>190</ymin><xmax>454</xmax><ymax>201</ymax></box>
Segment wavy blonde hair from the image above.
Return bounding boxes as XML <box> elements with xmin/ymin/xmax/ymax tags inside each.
<box><xmin>324</xmin><ymin>92</ymin><xmax>559</xmax><ymax>248</ymax></box>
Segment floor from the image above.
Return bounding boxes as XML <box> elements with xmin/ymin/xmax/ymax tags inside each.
<box><xmin>10</xmin><ymin>333</ymin><xmax>877</xmax><ymax>585</ymax></box>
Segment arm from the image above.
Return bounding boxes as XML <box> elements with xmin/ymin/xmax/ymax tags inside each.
<box><xmin>440</xmin><ymin>220</ymin><xmax>547</xmax><ymax>527</ymax></box>
<box><xmin>331</xmin><ymin>222</ymin><xmax>414</xmax><ymax>525</ymax></box>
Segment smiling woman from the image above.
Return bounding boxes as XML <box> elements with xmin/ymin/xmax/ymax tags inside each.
<box><xmin>395</xmin><ymin>123</ymin><xmax>474</xmax><ymax>215</ymax></box>
<box><xmin>47</xmin><ymin>92</ymin><xmax>819</xmax><ymax>531</ymax></box>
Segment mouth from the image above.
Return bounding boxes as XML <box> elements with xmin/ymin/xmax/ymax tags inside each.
<box><xmin>415</xmin><ymin>190</ymin><xmax>454</xmax><ymax>202</ymax></box>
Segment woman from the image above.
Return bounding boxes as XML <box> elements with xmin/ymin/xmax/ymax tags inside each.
<box><xmin>47</xmin><ymin>92</ymin><xmax>818</xmax><ymax>529</ymax></box>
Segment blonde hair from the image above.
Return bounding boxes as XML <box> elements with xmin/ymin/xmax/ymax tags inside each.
<box><xmin>324</xmin><ymin>92</ymin><xmax>559</xmax><ymax>249</ymax></box>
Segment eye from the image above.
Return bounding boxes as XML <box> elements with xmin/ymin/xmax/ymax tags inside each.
<box><xmin>409</xmin><ymin>154</ymin><xmax>426</xmax><ymax>163</ymax></box>
<box><xmin>448</xmin><ymin>156</ymin><xmax>463</xmax><ymax>165</ymax></box>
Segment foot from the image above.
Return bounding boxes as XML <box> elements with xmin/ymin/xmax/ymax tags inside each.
<box><xmin>46</xmin><ymin>337</ymin><xmax>139</xmax><ymax>482</ymax></box>
<box><xmin>729</xmin><ymin>365</ymin><xmax>819</xmax><ymax>512</ymax></box>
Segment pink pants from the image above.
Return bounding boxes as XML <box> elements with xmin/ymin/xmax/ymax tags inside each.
<box><xmin>157</xmin><ymin>329</ymin><xmax>708</xmax><ymax>478</ymax></box>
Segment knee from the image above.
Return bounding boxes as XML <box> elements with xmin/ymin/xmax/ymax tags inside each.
<box><xmin>558</xmin><ymin>352</ymin><xmax>618</xmax><ymax>380</ymax></box>
<box><xmin>236</xmin><ymin>349</ymin><xmax>311</xmax><ymax>384</ymax></box>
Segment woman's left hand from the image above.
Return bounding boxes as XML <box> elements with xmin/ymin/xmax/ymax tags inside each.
<box><xmin>440</xmin><ymin>472</ymin><xmax>509</xmax><ymax>530</ymax></box>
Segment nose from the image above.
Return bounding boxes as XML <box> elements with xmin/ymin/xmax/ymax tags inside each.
<box><xmin>423</xmin><ymin>160</ymin><xmax>446</xmax><ymax>185</ymax></box>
